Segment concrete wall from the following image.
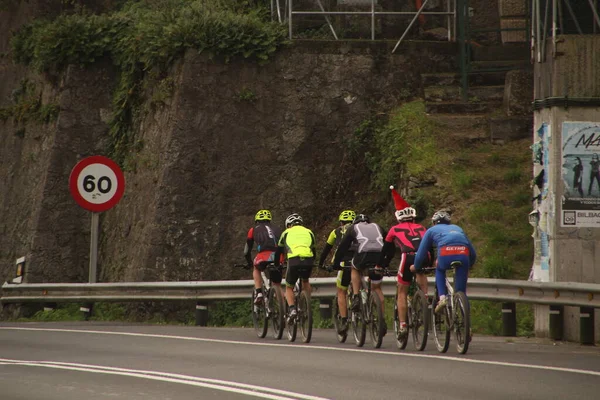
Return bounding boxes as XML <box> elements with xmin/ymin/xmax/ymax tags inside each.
<box><xmin>532</xmin><ymin>35</ymin><xmax>600</xmax><ymax>342</ymax></box>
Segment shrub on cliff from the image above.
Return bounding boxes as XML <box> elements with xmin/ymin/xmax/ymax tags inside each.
<box><xmin>10</xmin><ymin>0</ymin><xmax>287</xmax><ymax>165</ymax></box>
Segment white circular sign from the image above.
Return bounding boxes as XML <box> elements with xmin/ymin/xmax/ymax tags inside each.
<box><xmin>77</xmin><ymin>163</ymin><xmax>119</xmax><ymax>204</ymax></box>
<box><xmin>69</xmin><ymin>156</ymin><xmax>125</xmax><ymax>212</ymax></box>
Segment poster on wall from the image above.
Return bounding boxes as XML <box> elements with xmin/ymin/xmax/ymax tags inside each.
<box><xmin>561</xmin><ymin>121</ymin><xmax>600</xmax><ymax>227</ymax></box>
<box><xmin>530</xmin><ymin>123</ymin><xmax>551</xmax><ymax>282</ymax></box>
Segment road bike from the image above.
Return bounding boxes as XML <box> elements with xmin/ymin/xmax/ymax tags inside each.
<box><xmin>349</xmin><ymin>265</ymin><xmax>392</xmax><ymax>349</ymax></box>
<box><xmin>394</xmin><ymin>266</ymin><xmax>435</xmax><ymax>351</ymax></box>
<box><xmin>285</xmin><ymin>275</ymin><xmax>313</xmax><ymax>343</ymax></box>
<box><xmin>235</xmin><ymin>262</ymin><xmax>285</xmax><ymax>340</ymax></box>
<box><xmin>431</xmin><ymin>261</ymin><xmax>471</xmax><ymax>354</ymax></box>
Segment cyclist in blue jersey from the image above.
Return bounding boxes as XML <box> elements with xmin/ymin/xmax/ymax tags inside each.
<box><xmin>410</xmin><ymin>210</ymin><xmax>477</xmax><ymax>313</ymax></box>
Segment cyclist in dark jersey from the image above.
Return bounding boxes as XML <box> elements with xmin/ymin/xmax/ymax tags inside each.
<box><xmin>333</xmin><ymin>214</ymin><xmax>387</xmax><ymax>334</ymax></box>
<box><xmin>244</xmin><ymin>209</ymin><xmax>283</xmax><ymax>305</ymax></box>
<box><xmin>411</xmin><ymin>210</ymin><xmax>477</xmax><ymax>313</ymax></box>
<box><xmin>318</xmin><ymin>210</ymin><xmax>357</xmax><ymax>334</ymax></box>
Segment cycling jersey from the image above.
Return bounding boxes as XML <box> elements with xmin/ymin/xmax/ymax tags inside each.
<box><xmin>318</xmin><ymin>224</ymin><xmax>356</xmax><ymax>266</ymax></box>
<box><xmin>244</xmin><ymin>222</ymin><xmax>282</xmax><ymax>267</ymax></box>
<box><xmin>380</xmin><ymin>221</ymin><xmax>431</xmax><ymax>286</ymax></box>
<box><xmin>276</xmin><ymin>225</ymin><xmax>316</xmax><ymax>259</ymax></box>
<box><xmin>413</xmin><ymin>224</ymin><xmax>476</xmax><ymax>270</ymax></box>
<box><xmin>414</xmin><ymin>223</ymin><xmax>477</xmax><ymax>297</ymax></box>
<box><xmin>333</xmin><ymin>221</ymin><xmax>385</xmax><ymax>270</ymax></box>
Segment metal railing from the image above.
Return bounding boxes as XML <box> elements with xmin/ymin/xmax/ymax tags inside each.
<box><xmin>531</xmin><ymin>0</ymin><xmax>600</xmax><ymax>63</ymax></box>
<box><xmin>2</xmin><ymin>277</ymin><xmax>599</xmax><ymax>307</ymax></box>
<box><xmin>275</xmin><ymin>0</ymin><xmax>456</xmax><ymax>49</ymax></box>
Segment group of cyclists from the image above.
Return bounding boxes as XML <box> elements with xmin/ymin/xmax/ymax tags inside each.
<box><xmin>243</xmin><ymin>186</ymin><xmax>477</xmax><ymax>344</ymax></box>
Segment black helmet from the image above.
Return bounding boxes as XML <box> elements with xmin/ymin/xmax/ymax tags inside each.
<box><xmin>352</xmin><ymin>214</ymin><xmax>369</xmax><ymax>224</ymax></box>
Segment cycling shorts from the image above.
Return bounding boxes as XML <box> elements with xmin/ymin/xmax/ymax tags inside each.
<box><xmin>352</xmin><ymin>252</ymin><xmax>383</xmax><ymax>282</ymax></box>
<box><xmin>336</xmin><ymin>262</ymin><xmax>351</xmax><ymax>290</ymax></box>
<box><xmin>285</xmin><ymin>256</ymin><xmax>314</xmax><ymax>288</ymax></box>
<box><xmin>253</xmin><ymin>251</ymin><xmax>284</xmax><ymax>284</ymax></box>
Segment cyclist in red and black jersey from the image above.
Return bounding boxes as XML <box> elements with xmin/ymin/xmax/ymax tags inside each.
<box><xmin>379</xmin><ymin>187</ymin><xmax>432</xmax><ymax>338</ymax></box>
<box><xmin>244</xmin><ymin>209</ymin><xmax>283</xmax><ymax>305</ymax></box>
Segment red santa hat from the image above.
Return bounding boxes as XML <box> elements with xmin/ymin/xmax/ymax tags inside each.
<box><xmin>389</xmin><ymin>185</ymin><xmax>410</xmax><ymax>210</ymax></box>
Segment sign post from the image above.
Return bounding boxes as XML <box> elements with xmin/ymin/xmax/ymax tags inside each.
<box><xmin>69</xmin><ymin>156</ymin><xmax>125</xmax><ymax>283</ymax></box>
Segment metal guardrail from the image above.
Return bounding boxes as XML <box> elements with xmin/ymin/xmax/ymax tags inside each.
<box><xmin>2</xmin><ymin>278</ymin><xmax>599</xmax><ymax>308</ymax></box>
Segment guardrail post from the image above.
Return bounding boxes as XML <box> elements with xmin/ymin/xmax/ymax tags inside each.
<box><xmin>80</xmin><ymin>303</ymin><xmax>94</xmax><ymax>321</ymax></box>
<box><xmin>579</xmin><ymin>306</ymin><xmax>595</xmax><ymax>345</ymax></box>
<box><xmin>549</xmin><ymin>305</ymin><xmax>563</xmax><ymax>340</ymax></box>
<box><xmin>319</xmin><ymin>298</ymin><xmax>332</xmax><ymax>320</ymax></box>
<box><xmin>501</xmin><ymin>302</ymin><xmax>517</xmax><ymax>336</ymax></box>
<box><xmin>195</xmin><ymin>302</ymin><xmax>208</xmax><ymax>326</ymax></box>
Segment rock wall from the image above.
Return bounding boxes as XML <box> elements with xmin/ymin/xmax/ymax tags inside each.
<box><xmin>0</xmin><ymin>2</ymin><xmax>457</xmax><ymax>285</ymax></box>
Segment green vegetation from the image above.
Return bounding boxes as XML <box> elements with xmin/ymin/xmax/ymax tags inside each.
<box><xmin>10</xmin><ymin>0</ymin><xmax>287</xmax><ymax>167</ymax></box>
<box><xmin>0</xmin><ymin>79</ymin><xmax>60</xmax><ymax>125</ymax></box>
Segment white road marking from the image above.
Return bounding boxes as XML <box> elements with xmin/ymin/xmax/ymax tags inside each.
<box><xmin>1</xmin><ymin>326</ymin><xmax>599</xmax><ymax>377</ymax></box>
<box><xmin>0</xmin><ymin>358</ymin><xmax>330</xmax><ymax>400</ymax></box>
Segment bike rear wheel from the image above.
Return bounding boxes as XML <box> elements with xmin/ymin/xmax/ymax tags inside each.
<box><xmin>332</xmin><ymin>294</ymin><xmax>347</xmax><ymax>343</ymax></box>
<box><xmin>298</xmin><ymin>291</ymin><xmax>313</xmax><ymax>343</ymax></box>
<box><xmin>394</xmin><ymin>295</ymin><xmax>408</xmax><ymax>350</ymax></box>
<box><xmin>350</xmin><ymin>290</ymin><xmax>366</xmax><ymax>347</ymax></box>
<box><xmin>269</xmin><ymin>286</ymin><xmax>285</xmax><ymax>340</ymax></box>
<box><xmin>432</xmin><ymin>296</ymin><xmax>450</xmax><ymax>353</ymax></box>
<box><xmin>411</xmin><ymin>290</ymin><xmax>429</xmax><ymax>351</ymax></box>
<box><xmin>285</xmin><ymin>302</ymin><xmax>297</xmax><ymax>342</ymax></box>
<box><xmin>252</xmin><ymin>291</ymin><xmax>268</xmax><ymax>338</ymax></box>
<box><xmin>369</xmin><ymin>293</ymin><xmax>385</xmax><ymax>349</ymax></box>
<box><xmin>453</xmin><ymin>291</ymin><xmax>470</xmax><ymax>354</ymax></box>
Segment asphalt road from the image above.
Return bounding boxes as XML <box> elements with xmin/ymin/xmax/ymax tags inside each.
<box><xmin>0</xmin><ymin>322</ymin><xmax>598</xmax><ymax>400</ymax></box>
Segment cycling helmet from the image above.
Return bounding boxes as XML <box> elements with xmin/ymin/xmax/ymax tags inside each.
<box><xmin>432</xmin><ymin>210</ymin><xmax>451</xmax><ymax>225</ymax></box>
<box><xmin>352</xmin><ymin>214</ymin><xmax>369</xmax><ymax>224</ymax></box>
<box><xmin>255</xmin><ymin>209</ymin><xmax>272</xmax><ymax>222</ymax></box>
<box><xmin>285</xmin><ymin>213</ymin><xmax>303</xmax><ymax>228</ymax></box>
<box><xmin>339</xmin><ymin>210</ymin><xmax>356</xmax><ymax>223</ymax></box>
<box><xmin>395</xmin><ymin>207</ymin><xmax>416</xmax><ymax>222</ymax></box>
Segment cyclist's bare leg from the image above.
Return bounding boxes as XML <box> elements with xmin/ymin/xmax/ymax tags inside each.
<box><xmin>303</xmin><ymin>279</ymin><xmax>311</xmax><ymax>295</ymax></box>
<box><xmin>372</xmin><ymin>283</ymin><xmax>385</xmax><ymax>313</ymax></box>
<box><xmin>351</xmin><ymin>268</ymin><xmax>361</xmax><ymax>295</ymax></box>
<box><xmin>416</xmin><ymin>273</ymin><xmax>428</xmax><ymax>297</ymax></box>
<box><xmin>285</xmin><ymin>285</ymin><xmax>295</xmax><ymax>307</ymax></box>
<box><xmin>397</xmin><ymin>284</ymin><xmax>409</xmax><ymax>324</ymax></box>
<box><xmin>253</xmin><ymin>267</ymin><xmax>263</xmax><ymax>290</ymax></box>
<box><xmin>337</xmin><ymin>287</ymin><xmax>348</xmax><ymax>318</ymax></box>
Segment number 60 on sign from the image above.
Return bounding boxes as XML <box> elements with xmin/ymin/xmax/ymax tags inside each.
<box><xmin>69</xmin><ymin>155</ymin><xmax>125</xmax><ymax>213</ymax></box>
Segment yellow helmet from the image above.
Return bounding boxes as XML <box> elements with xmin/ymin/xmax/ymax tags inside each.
<box><xmin>339</xmin><ymin>210</ymin><xmax>356</xmax><ymax>222</ymax></box>
<box><xmin>255</xmin><ymin>209</ymin><xmax>272</xmax><ymax>222</ymax></box>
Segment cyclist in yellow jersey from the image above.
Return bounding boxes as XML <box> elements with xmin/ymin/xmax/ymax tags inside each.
<box><xmin>274</xmin><ymin>213</ymin><xmax>316</xmax><ymax>324</ymax></box>
<box><xmin>318</xmin><ymin>210</ymin><xmax>357</xmax><ymax>334</ymax></box>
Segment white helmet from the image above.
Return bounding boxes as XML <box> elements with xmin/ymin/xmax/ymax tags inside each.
<box><xmin>432</xmin><ymin>210</ymin><xmax>451</xmax><ymax>225</ymax></box>
<box><xmin>395</xmin><ymin>207</ymin><xmax>416</xmax><ymax>222</ymax></box>
<box><xmin>285</xmin><ymin>213</ymin><xmax>303</xmax><ymax>228</ymax></box>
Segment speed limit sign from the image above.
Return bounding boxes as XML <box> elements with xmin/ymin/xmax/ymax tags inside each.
<box><xmin>69</xmin><ymin>155</ymin><xmax>125</xmax><ymax>212</ymax></box>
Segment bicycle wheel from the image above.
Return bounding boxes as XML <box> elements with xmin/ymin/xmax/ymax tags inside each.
<box><xmin>350</xmin><ymin>291</ymin><xmax>366</xmax><ymax>347</ymax></box>
<box><xmin>368</xmin><ymin>293</ymin><xmax>385</xmax><ymax>349</ymax></box>
<box><xmin>269</xmin><ymin>286</ymin><xmax>285</xmax><ymax>340</ymax></box>
<box><xmin>394</xmin><ymin>295</ymin><xmax>408</xmax><ymax>350</ymax></box>
<box><xmin>431</xmin><ymin>296</ymin><xmax>450</xmax><ymax>353</ymax></box>
<box><xmin>298</xmin><ymin>291</ymin><xmax>313</xmax><ymax>343</ymax></box>
<box><xmin>411</xmin><ymin>290</ymin><xmax>429</xmax><ymax>351</ymax></box>
<box><xmin>251</xmin><ymin>291</ymin><xmax>268</xmax><ymax>338</ymax></box>
<box><xmin>453</xmin><ymin>291</ymin><xmax>471</xmax><ymax>354</ymax></box>
<box><xmin>332</xmin><ymin>294</ymin><xmax>347</xmax><ymax>343</ymax></box>
<box><xmin>285</xmin><ymin>301</ymin><xmax>297</xmax><ymax>342</ymax></box>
